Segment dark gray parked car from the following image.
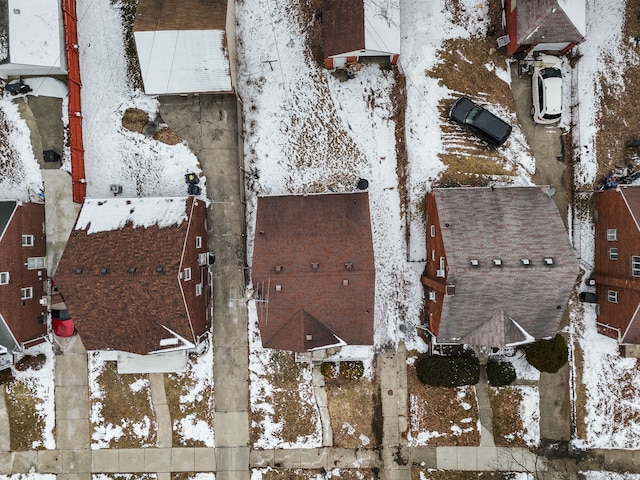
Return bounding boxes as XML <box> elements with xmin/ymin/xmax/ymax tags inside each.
<box><xmin>449</xmin><ymin>97</ymin><xmax>512</xmax><ymax>147</ymax></box>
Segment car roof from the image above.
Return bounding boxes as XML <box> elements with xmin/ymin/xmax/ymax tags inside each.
<box><xmin>543</xmin><ymin>77</ymin><xmax>563</xmax><ymax>115</ymax></box>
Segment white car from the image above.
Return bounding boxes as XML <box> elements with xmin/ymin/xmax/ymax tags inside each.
<box><xmin>531</xmin><ymin>54</ymin><xmax>563</xmax><ymax>125</ymax></box>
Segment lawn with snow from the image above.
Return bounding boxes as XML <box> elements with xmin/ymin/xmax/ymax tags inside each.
<box><xmin>248</xmin><ymin>303</ymin><xmax>321</xmax><ymax>449</ymax></box>
<box><xmin>406</xmin><ymin>365</ymin><xmax>480</xmax><ymax>447</ymax></box>
<box><xmin>250</xmin><ymin>468</ymin><xmax>377</xmax><ymax>480</ymax></box>
<box><xmin>490</xmin><ymin>385</ymin><xmax>539</xmax><ymax>448</ymax></box>
<box><xmin>571</xmin><ymin>302</ymin><xmax>640</xmax><ymax>449</ymax></box>
<box><xmin>164</xmin><ymin>346</ymin><xmax>215</xmax><ymax>447</ymax></box>
<box><xmin>2</xmin><ymin>343</ymin><xmax>55</xmax><ymax>450</ymax></box>
<box><xmin>76</xmin><ymin>0</ymin><xmax>205</xmax><ymax>199</ymax></box>
<box><xmin>88</xmin><ymin>352</ymin><xmax>157</xmax><ymax>449</ymax></box>
<box><xmin>0</xmin><ymin>96</ymin><xmax>43</xmax><ymax>201</ymax></box>
<box><xmin>238</xmin><ymin>0</ymin><xmax>425</xmax><ymax>353</ymax></box>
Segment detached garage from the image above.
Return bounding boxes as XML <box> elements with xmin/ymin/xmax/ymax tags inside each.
<box><xmin>133</xmin><ymin>0</ymin><xmax>234</xmax><ymax>95</ymax></box>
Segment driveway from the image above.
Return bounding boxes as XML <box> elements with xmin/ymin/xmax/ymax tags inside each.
<box><xmin>510</xmin><ymin>63</ymin><xmax>568</xmax><ymax>225</ymax></box>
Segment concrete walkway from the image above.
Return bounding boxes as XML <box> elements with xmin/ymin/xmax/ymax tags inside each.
<box><xmin>160</xmin><ymin>94</ymin><xmax>250</xmax><ymax>480</ymax></box>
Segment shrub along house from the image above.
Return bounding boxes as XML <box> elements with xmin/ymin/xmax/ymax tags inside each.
<box><xmin>251</xmin><ymin>192</ymin><xmax>375</xmax><ymax>352</ymax></box>
<box><xmin>322</xmin><ymin>0</ymin><xmax>400</xmax><ymax>70</ymax></box>
<box><xmin>54</xmin><ymin>197</ymin><xmax>211</xmax><ymax>373</ymax></box>
<box><xmin>593</xmin><ymin>186</ymin><xmax>640</xmax><ymax>355</ymax></box>
<box><xmin>0</xmin><ymin>201</ymin><xmax>48</xmax><ymax>370</ymax></box>
<box><xmin>132</xmin><ymin>0</ymin><xmax>236</xmax><ymax>95</ymax></box>
<box><xmin>422</xmin><ymin>186</ymin><xmax>578</xmax><ymax>349</ymax></box>
<box><xmin>502</xmin><ymin>0</ymin><xmax>586</xmax><ymax>57</ymax></box>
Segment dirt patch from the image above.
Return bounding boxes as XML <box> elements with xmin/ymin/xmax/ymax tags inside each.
<box><xmin>590</xmin><ymin>0</ymin><xmax>640</xmax><ymax>185</ymax></box>
<box><xmin>325</xmin><ymin>378</ymin><xmax>380</xmax><ymax>448</ymax></box>
<box><xmin>406</xmin><ymin>361</ymin><xmax>480</xmax><ymax>446</ymax></box>
<box><xmin>489</xmin><ymin>387</ymin><xmax>527</xmax><ymax>447</ymax></box>
<box><xmin>392</xmin><ymin>70</ymin><xmax>409</xmax><ymax>221</ymax></box>
<box><xmin>122</xmin><ymin>108</ymin><xmax>149</xmax><ymax>133</ymax></box>
<box><xmin>14</xmin><ymin>353</ymin><xmax>47</xmax><ymax>371</ymax></box>
<box><xmin>154</xmin><ymin>127</ymin><xmax>182</xmax><ymax>145</ymax></box>
<box><xmin>112</xmin><ymin>0</ymin><xmax>143</xmax><ymax>89</ymax></box>
<box><xmin>571</xmin><ymin>322</ymin><xmax>588</xmax><ymax>441</ymax></box>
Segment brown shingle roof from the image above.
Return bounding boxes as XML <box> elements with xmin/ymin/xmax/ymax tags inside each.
<box><xmin>54</xmin><ymin>197</ymin><xmax>208</xmax><ymax>355</ymax></box>
<box><xmin>322</xmin><ymin>0</ymin><xmax>366</xmax><ymax>58</ymax></box>
<box><xmin>251</xmin><ymin>193</ymin><xmax>375</xmax><ymax>352</ymax></box>
<box><xmin>133</xmin><ymin>0</ymin><xmax>227</xmax><ymax>32</ymax></box>
<box><xmin>516</xmin><ymin>0</ymin><xmax>585</xmax><ymax>45</ymax></box>
<box><xmin>434</xmin><ymin>186</ymin><xmax>578</xmax><ymax>347</ymax></box>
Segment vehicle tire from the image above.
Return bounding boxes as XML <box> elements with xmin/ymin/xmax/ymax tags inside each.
<box><xmin>530</xmin><ymin>105</ymin><xmax>535</xmax><ymax>117</ymax></box>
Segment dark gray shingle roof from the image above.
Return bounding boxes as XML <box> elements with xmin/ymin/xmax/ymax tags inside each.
<box><xmin>435</xmin><ymin>186</ymin><xmax>578</xmax><ymax>347</ymax></box>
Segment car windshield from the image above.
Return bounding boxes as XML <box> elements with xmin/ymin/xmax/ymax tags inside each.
<box><xmin>466</xmin><ymin>105</ymin><xmax>483</xmax><ymax>124</ymax></box>
<box><xmin>543</xmin><ymin>113</ymin><xmax>561</xmax><ymax>120</ymax></box>
<box><xmin>541</xmin><ymin>68</ymin><xmax>561</xmax><ymax>79</ymax></box>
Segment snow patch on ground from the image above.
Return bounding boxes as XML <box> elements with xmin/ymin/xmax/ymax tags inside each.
<box><xmin>76</xmin><ymin>0</ymin><xmax>205</xmax><ymax>199</ymax></box>
<box><xmin>0</xmin><ymin>96</ymin><xmax>43</xmax><ymax>201</ymax></box>
<box><xmin>571</xmin><ymin>301</ymin><xmax>640</xmax><ymax>449</ymax></box>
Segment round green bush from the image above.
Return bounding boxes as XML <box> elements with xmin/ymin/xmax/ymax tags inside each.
<box><xmin>415</xmin><ymin>355</ymin><xmax>480</xmax><ymax>387</ymax></box>
<box><xmin>320</xmin><ymin>362</ymin><xmax>337</xmax><ymax>378</ymax></box>
<box><xmin>525</xmin><ymin>334</ymin><xmax>568</xmax><ymax>373</ymax></box>
<box><xmin>339</xmin><ymin>361</ymin><xmax>364</xmax><ymax>380</ymax></box>
<box><xmin>486</xmin><ymin>360</ymin><xmax>516</xmax><ymax>386</ymax></box>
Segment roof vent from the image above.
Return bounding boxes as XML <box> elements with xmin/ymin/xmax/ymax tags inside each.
<box><xmin>544</xmin><ymin>257</ymin><xmax>554</xmax><ymax>265</ymax></box>
<box><xmin>345</xmin><ymin>262</ymin><xmax>353</xmax><ymax>271</ymax></box>
<box><xmin>75</xmin><ymin>268</ymin><xmax>82</xmax><ymax>274</ymax></box>
<box><xmin>129</xmin><ymin>267</ymin><xmax>137</xmax><ymax>273</ymax></box>
<box><xmin>275</xmin><ymin>265</ymin><xmax>283</xmax><ymax>273</ymax></box>
<box><xmin>493</xmin><ymin>259</ymin><xmax>502</xmax><ymax>266</ymax></box>
<box><xmin>275</xmin><ymin>284</ymin><xmax>282</xmax><ymax>292</ymax></box>
<box><xmin>521</xmin><ymin>259</ymin><xmax>530</xmax><ymax>266</ymax></box>
<box><xmin>342</xmin><ymin>279</ymin><xmax>349</xmax><ymax>286</ymax></box>
<box><xmin>470</xmin><ymin>259</ymin><xmax>479</xmax><ymax>266</ymax></box>
<box><xmin>311</xmin><ymin>262</ymin><xmax>319</xmax><ymax>271</ymax></box>
<box><xmin>156</xmin><ymin>266</ymin><xmax>164</xmax><ymax>273</ymax></box>
<box><xmin>306</xmin><ymin>334</ymin><xmax>313</xmax><ymax>341</ymax></box>
<box><xmin>100</xmin><ymin>267</ymin><xmax>108</xmax><ymax>274</ymax></box>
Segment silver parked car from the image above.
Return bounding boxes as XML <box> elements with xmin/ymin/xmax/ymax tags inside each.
<box><xmin>531</xmin><ymin>54</ymin><xmax>563</xmax><ymax>125</ymax></box>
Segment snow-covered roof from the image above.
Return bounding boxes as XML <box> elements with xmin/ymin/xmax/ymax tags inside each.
<box><xmin>322</xmin><ymin>0</ymin><xmax>399</xmax><ymax>58</ymax></box>
<box><xmin>135</xmin><ymin>30</ymin><xmax>232</xmax><ymax>95</ymax></box>
<box><xmin>0</xmin><ymin>0</ymin><xmax>64</xmax><ymax>69</ymax></box>
<box><xmin>558</xmin><ymin>0</ymin><xmax>586</xmax><ymax>36</ymax></box>
<box><xmin>75</xmin><ymin>197</ymin><xmax>189</xmax><ymax>234</ymax></box>
<box><xmin>363</xmin><ymin>0</ymin><xmax>400</xmax><ymax>54</ymax></box>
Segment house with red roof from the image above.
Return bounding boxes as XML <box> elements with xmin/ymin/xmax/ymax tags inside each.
<box><xmin>322</xmin><ymin>0</ymin><xmax>399</xmax><ymax>70</ymax></box>
<box><xmin>593</xmin><ymin>186</ymin><xmax>640</xmax><ymax>346</ymax></box>
<box><xmin>422</xmin><ymin>186</ymin><xmax>578</xmax><ymax>348</ymax></box>
<box><xmin>503</xmin><ymin>0</ymin><xmax>585</xmax><ymax>57</ymax></box>
<box><xmin>0</xmin><ymin>201</ymin><xmax>48</xmax><ymax>370</ymax></box>
<box><xmin>54</xmin><ymin>197</ymin><xmax>211</xmax><ymax>371</ymax></box>
<box><xmin>251</xmin><ymin>193</ymin><xmax>375</xmax><ymax>352</ymax></box>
